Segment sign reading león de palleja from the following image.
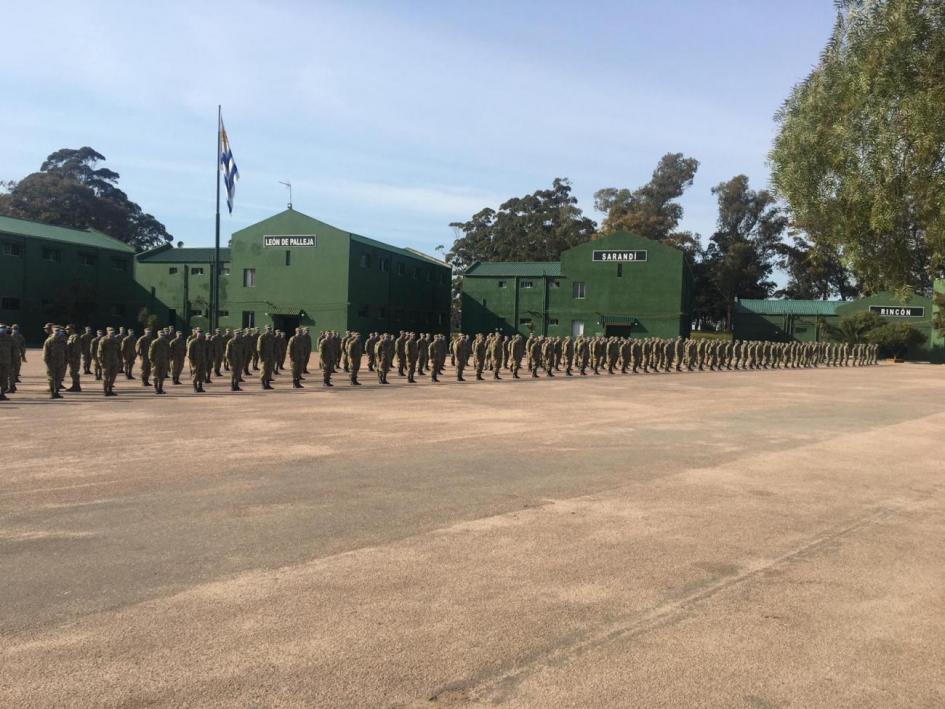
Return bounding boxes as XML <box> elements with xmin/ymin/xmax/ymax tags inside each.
<box><xmin>870</xmin><ymin>305</ymin><xmax>925</xmax><ymax>317</ymax></box>
<box><xmin>264</xmin><ymin>234</ymin><xmax>316</xmax><ymax>247</ymax></box>
<box><xmin>592</xmin><ymin>249</ymin><xmax>648</xmax><ymax>262</ymax></box>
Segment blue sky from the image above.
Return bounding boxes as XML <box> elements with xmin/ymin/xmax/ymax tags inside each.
<box><xmin>2</xmin><ymin>0</ymin><xmax>835</xmax><ymax>257</ymax></box>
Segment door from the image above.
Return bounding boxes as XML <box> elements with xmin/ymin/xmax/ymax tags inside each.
<box><xmin>273</xmin><ymin>314</ymin><xmax>301</xmax><ymax>333</ymax></box>
<box><xmin>571</xmin><ymin>320</ymin><xmax>584</xmax><ymax>337</ymax></box>
<box><xmin>605</xmin><ymin>324</ymin><xmax>632</xmax><ymax>337</ymax></box>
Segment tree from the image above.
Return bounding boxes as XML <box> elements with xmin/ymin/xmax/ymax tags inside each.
<box><xmin>868</xmin><ymin>321</ymin><xmax>925</xmax><ymax>359</ymax></box>
<box><xmin>594</xmin><ymin>152</ymin><xmax>700</xmax><ymax>255</ymax></box>
<box><xmin>446</xmin><ymin>178</ymin><xmax>596</xmax><ymax>271</ymax></box>
<box><xmin>776</xmin><ymin>233</ymin><xmax>857</xmax><ymax>300</ymax></box>
<box><xmin>827</xmin><ymin>311</ymin><xmax>883</xmax><ymax>344</ymax></box>
<box><xmin>0</xmin><ymin>147</ymin><xmax>172</xmax><ymax>251</ymax></box>
<box><xmin>699</xmin><ymin>176</ymin><xmax>787</xmax><ymax>330</ymax></box>
<box><xmin>770</xmin><ymin>0</ymin><xmax>945</xmax><ymax>293</ymax></box>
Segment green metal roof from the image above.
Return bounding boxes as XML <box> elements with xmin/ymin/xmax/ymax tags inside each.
<box><xmin>137</xmin><ymin>245</ymin><xmax>231</xmax><ymax>263</ymax></box>
<box><xmin>465</xmin><ymin>261</ymin><xmax>562</xmax><ymax>277</ymax></box>
<box><xmin>0</xmin><ymin>214</ymin><xmax>135</xmax><ymax>253</ymax></box>
<box><xmin>350</xmin><ymin>233</ymin><xmax>447</xmax><ymax>268</ymax></box>
<box><xmin>736</xmin><ymin>299</ymin><xmax>843</xmax><ymax>316</ymax></box>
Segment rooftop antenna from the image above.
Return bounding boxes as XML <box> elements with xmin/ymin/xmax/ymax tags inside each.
<box><xmin>279</xmin><ymin>181</ymin><xmax>293</xmax><ymax>210</ymax></box>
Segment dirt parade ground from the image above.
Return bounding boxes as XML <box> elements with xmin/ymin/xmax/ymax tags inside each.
<box><xmin>2</xmin><ymin>351</ymin><xmax>945</xmax><ymax>707</ymax></box>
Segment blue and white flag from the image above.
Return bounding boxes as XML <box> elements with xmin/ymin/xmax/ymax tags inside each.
<box><xmin>219</xmin><ymin>119</ymin><xmax>239</xmax><ymax>213</ymax></box>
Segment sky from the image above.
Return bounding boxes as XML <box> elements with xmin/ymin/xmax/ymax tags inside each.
<box><xmin>2</xmin><ymin>0</ymin><xmax>837</xmax><ymax>258</ymax></box>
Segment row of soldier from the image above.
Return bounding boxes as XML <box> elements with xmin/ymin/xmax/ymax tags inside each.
<box><xmin>0</xmin><ymin>323</ymin><xmax>879</xmax><ymax>400</ymax></box>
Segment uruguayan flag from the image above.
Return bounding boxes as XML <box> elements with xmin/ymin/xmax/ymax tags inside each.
<box><xmin>220</xmin><ymin>120</ymin><xmax>239</xmax><ymax>213</ymax></box>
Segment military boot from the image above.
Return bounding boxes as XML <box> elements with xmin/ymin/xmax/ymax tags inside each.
<box><xmin>293</xmin><ymin>379</ymin><xmax>303</xmax><ymax>389</ymax></box>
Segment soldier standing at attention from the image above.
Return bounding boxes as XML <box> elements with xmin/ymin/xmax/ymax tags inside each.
<box><xmin>509</xmin><ymin>334</ymin><xmax>525</xmax><ymax>379</ymax></box>
<box><xmin>417</xmin><ymin>333</ymin><xmax>430</xmax><ymax>375</ymax></box>
<box><xmin>99</xmin><ymin>328</ymin><xmax>121</xmax><ymax>396</ymax></box>
<box><xmin>42</xmin><ymin>325</ymin><xmax>66</xmax><ymax>399</ymax></box>
<box><xmin>341</xmin><ymin>331</ymin><xmax>352</xmax><ymax>373</ymax></box>
<box><xmin>0</xmin><ymin>323</ymin><xmax>13</xmax><ymax>400</ymax></box>
<box><xmin>65</xmin><ymin>324</ymin><xmax>83</xmax><ymax>392</ymax></box>
<box><xmin>210</xmin><ymin>329</ymin><xmax>225</xmax><ymax>377</ymax></box>
<box><xmin>288</xmin><ymin>327</ymin><xmax>307</xmax><ymax>388</ymax></box>
<box><xmin>225</xmin><ymin>330</ymin><xmax>245</xmax><ymax>391</ymax></box>
<box><xmin>394</xmin><ymin>331</ymin><xmax>407</xmax><ymax>377</ymax></box>
<box><xmin>346</xmin><ymin>332</ymin><xmax>363</xmax><ymax>385</ymax></box>
<box><xmin>541</xmin><ymin>337</ymin><xmax>556</xmax><ymax>377</ymax></box>
<box><xmin>527</xmin><ymin>336</ymin><xmax>542</xmax><ymax>378</ymax></box>
<box><xmin>10</xmin><ymin>324</ymin><xmax>25</xmax><ymax>385</ymax></box>
<box><xmin>488</xmin><ymin>332</ymin><xmax>504</xmax><ymax>380</ymax></box>
<box><xmin>120</xmin><ymin>329</ymin><xmax>136</xmax><ymax>379</ymax></box>
<box><xmin>257</xmin><ymin>326</ymin><xmax>276</xmax><ymax>390</ymax></box>
<box><xmin>301</xmin><ymin>327</ymin><xmax>313</xmax><ymax>374</ymax></box>
<box><xmin>90</xmin><ymin>329</ymin><xmax>104</xmax><ymax>381</ymax></box>
<box><xmin>136</xmin><ymin>328</ymin><xmax>154</xmax><ymax>387</ymax></box>
<box><xmin>79</xmin><ymin>326</ymin><xmax>94</xmax><ymax>374</ymax></box>
<box><xmin>454</xmin><ymin>334</ymin><xmax>471</xmax><ymax>382</ymax></box>
<box><xmin>427</xmin><ymin>334</ymin><xmax>443</xmax><ymax>383</ymax></box>
<box><xmin>472</xmin><ymin>334</ymin><xmax>487</xmax><ymax>381</ymax></box>
<box><xmin>318</xmin><ymin>330</ymin><xmax>334</xmax><ymax>387</ymax></box>
<box><xmin>405</xmin><ymin>332</ymin><xmax>419</xmax><ymax>383</ymax></box>
<box><xmin>187</xmin><ymin>329</ymin><xmax>208</xmax><ymax>393</ymax></box>
<box><xmin>169</xmin><ymin>330</ymin><xmax>186</xmax><ymax>385</ymax></box>
<box><xmin>149</xmin><ymin>330</ymin><xmax>170</xmax><ymax>395</ymax></box>
<box><xmin>365</xmin><ymin>332</ymin><xmax>378</xmax><ymax>371</ymax></box>
<box><xmin>375</xmin><ymin>333</ymin><xmax>392</xmax><ymax>384</ymax></box>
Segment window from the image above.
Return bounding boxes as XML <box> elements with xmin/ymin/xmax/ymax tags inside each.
<box><xmin>111</xmin><ymin>257</ymin><xmax>127</xmax><ymax>272</ymax></box>
<box><xmin>243</xmin><ymin>268</ymin><xmax>256</xmax><ymax>287</ymax></box>
<box><xmin>169</xmin><ymin>267</ymin><xmax>178</xmax><ymax>275</ymax></box>
<box><xmin>519</xmin><ymin>317</ymin><xmax>532</xmax><ymax>325</ymax></box>
<box><xmin>521</xmin><ymin>280</ymin><xmax>534</xmax><ymax>289</ymax></box>
<box><xmin>191</xmin><ymin>267</ymin><xmax>205</xmax><ymax>276</ymax></box>
<box><xmin>357</xmin><ymin>304</ymin><xmax>370</xmax><ymax>317</ymax></box>
<box><xmin>617</xmin><ymin>263</ymin><xmax>623</xmax><ymax>277</ymax></box>
<box><xmin>379</xmin><ymin>258</ymin><xmax>390</xmax><ymax>273</ymax></box>
<box><xmin>572</xmin><ymin>281</ymin><xmax>586</xmax><ymax>299</ymax></box>
<box><xmin>1</xmin><ymin>296</ymin><xmax>21</xmax><ymax>310</ymax></box>
<box><xmin>360</xmin><ymin>253</ymin><xmax>372</xmax><ymax>268</ymax></box>
<box><xmin>497</xmin><ymin>280</ymin><xmax>507</xmax><ymax>288</ymax></box>
<box><xmin>550</xmin><ymin>279</ymin><xmax>560</xmax><ymax>289</ymax></box>
<box><xmin>397</xmin><ymin>262</ymin><xmax>406</xmax><ymax>276</ymax></box>
<box><xmin>222</xmin><ymin>267</ymin><xmax>230</xmax><ymax>277</ymax></box>
<box><xmin>426</xmin><ymin>270</ymin><xmax>432</xmax><ymax>283</ymax></box>
<box><xmin>218</xmin><ymin>310</ymin><xmax>229</xmax><ymax>317</ymax></box>
<box><xmin>79</xmin><ymin>252</ymin><xmax>97</xmax><ymax>266</ymax></box>
<box><xmin>42</xmin><ymin>247</ymin><xmax>62</xmax><ymax>263</ymax></box>
<box><xmin>2</xmin><ymin>242</ymin><xmax>23</xmax><ymax>257</ymax></box>
<box><xmin>548</xmin><ymin>318</ymin><xmax>559</xmax><ymax>326</ymax></box>
<box><xmin>571</xmin><ymin>320</ymin><xmax>585</xmax><ymax>337</ymax></box>
<box><xmin>412</xmin><ymin>267</ymin><xmax>418</xmax><ymax>280</ymax></box>
<box><xmin>242</xmin><ymin>311</ymin><xmax>255</xmax><ymax>328</ymax></box>
<box><xmin>285</xmin><ymin>250</ymin><xmax>291</xmax><ymax>266</ymax></box>
<box><xmin>110</xmin><ymin>304</ymin><xmax>126</xmax><ymax>317</ymax></box>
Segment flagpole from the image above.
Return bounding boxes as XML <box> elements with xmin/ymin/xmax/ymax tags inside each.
<box><xmin>213</xmin><ymin>105</ymin><xmax>221</xmax><ymax>332</ymax></box>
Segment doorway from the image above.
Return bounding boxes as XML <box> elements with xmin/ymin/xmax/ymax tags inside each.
<box><xmin>272</xmin><ymin>314</ymin><xmax>301</xmax><ymax>333</ymax></box>
<box><xmin>605</xmin><ymin>324</ymin><xmax>632</xmax><ymax>337</ymax></box>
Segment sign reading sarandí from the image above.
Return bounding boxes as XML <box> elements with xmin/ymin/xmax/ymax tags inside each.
<box><xmin>870</xmin><ymin>305</ymin><xmax>925</xmax><ymax>317</ymax></box>
<box><xmin>592</xmin><ymin>250</ymin><xmax>648</xmax><ymax>262</ymax></box>
<box><xmin>263</xmin><ymin>234</ymin><xmax>316</xmax><ymax>247</ymax></box>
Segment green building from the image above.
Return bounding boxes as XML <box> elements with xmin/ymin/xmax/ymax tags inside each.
<box><xmin>135</xmin><ymin>245</ymin><xmax>231</xmax><ymax>333</ymax></box>
<box><xmin>461</xmin><ymin>231</ymin><xmax>692</xmax><ymax>338</ymax></box>
<box><xmin>0</xmin><ymin>215</ymin><xmax>143</xmax><ymax>344</ymax></box>
<box><xmin>217</xmin><ymin>209</ymin><xmax>451</xmax><ymax>334</ymax></box>
<box><xmin>733</xmin><ymin>299</ymin><xmax>840</xmax><ymax>342</ymax></box>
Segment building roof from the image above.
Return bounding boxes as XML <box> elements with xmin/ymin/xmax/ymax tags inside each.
<box><xmin>735</xmin><ymin>299</ymin><xmax>843</xmax><ymax>316</ymax></box>
<box><xmin>350</xmin><ymin>233</ymin><xmax>447</xmax><ymax>268</ymax></box>
<box><xmin>0</xmin><ymin>214</ymin><xmax>135</xmax><ymax>253</ymax></box>
<box><xmin>137</xmin><ymin>244</ymin><xmax>231</xmax><ymax>263</ymax></box>
<box><xmin>465</xmin><ymin>261</ymin><xmax>562</xmax><ymax>277</ymax></box>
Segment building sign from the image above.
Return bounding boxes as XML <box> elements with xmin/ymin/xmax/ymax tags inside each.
<box><xmin>870</xmin><ymin>305</ymin><xmax>925</xmax><ymax>317</ymax></box>
<box><xmin>592</xmin><ymin>250</ymin><xmax>648</xmax><ymax>262</ymax></box>
<box><xmin>264</xmin><ymin>234</ymin><xmax>316</xmax><ymax>247</ymax></box>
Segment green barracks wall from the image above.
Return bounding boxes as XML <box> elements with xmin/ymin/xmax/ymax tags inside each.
<box><xmin>551</xmin><ymin>232</ymin><xmax>690</xmax><ymax>338</ymax></box>
<box><xmin>835</xmin><ymin>290</ymin><xmax>937</xmax><ymax>361</ymax></box>
<box><xmin>0</xmin><ymin>219</ymin><xmax>144</xmax><ymax>345</ymax></box>
<box><xmin>346</xmin><ymin>237</ymin><xmax>451</xmax><ymax>335</ymax></box>
<box><xmin>134</xmin><ymin>246</ymin><xmax>230</xmax><ymax>333</ymax></box>
<box><xmin>221</xmin><ymin>210</ymin><xmax>350</xmax><ymax>333</ymax></box>
<box><xmin>461</xmin><ymin>269</ymin><xmax>556</xmax><ymax>336</ymax></box>
<box><xmin>734</xmin><ymin>312</ymin><xmax>836</xmax><ymax>342</ymax></box>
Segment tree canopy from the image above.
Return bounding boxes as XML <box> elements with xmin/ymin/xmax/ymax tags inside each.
<box><xmin>0</xmin><ymin>147</ymin><xmax>172</xmax><ymax>251</ymax></box>
<box><xmin>446</xmin><ymin>178</ymin><xmax>596</xmax><ymax>271</ymax></box>
<box><xmin>770</xmin><ymin>0</ymin><xmax>945</xmax><ymax>293</ymax></box>
<box><xmin>594</xmin><ymin>152</ymin><xmax>700</xmax><ymax>255</ymax></box>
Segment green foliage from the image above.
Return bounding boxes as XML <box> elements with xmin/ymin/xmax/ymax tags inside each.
<box><xmin>770</xmin><ymin>0</ymin><xmax>945</xmax><ymax>292</ymax></box>
<box><xmin>594</xmin><ymin>153</ymin><xmax>701</xmax><ymax>256</ymax></box>
<box><xmin>695</xmin><ymin>175</ymin><xmax>787</xmax><ymax>329</ymax></box>
<box><xmin>776</xmin><ymin>233</ymin><xmax>857</xmax><ymax>300</ymax></box>
<box><xmin>934</xmin><ymin>291</ymin><xmax>945</xmax><ymax>336</ymax></box>
<box><xmin>0</xmin><ymin>147</ymin><xmax>172</xmax><ymax>251</ymax></box>
<box><xmin>827</xmin><ymin>311</ymin><xmax>884</xmax><ymax>344</ymax></box>
<box><xmin>446</xmin><ymin>178</ymin><xmax>596</xmax><ymax>271</ymax></box>
<box><xmin>867</xmin><ymin>321</ymin><xmax>925</xmax><ymax>358</ymax></box>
